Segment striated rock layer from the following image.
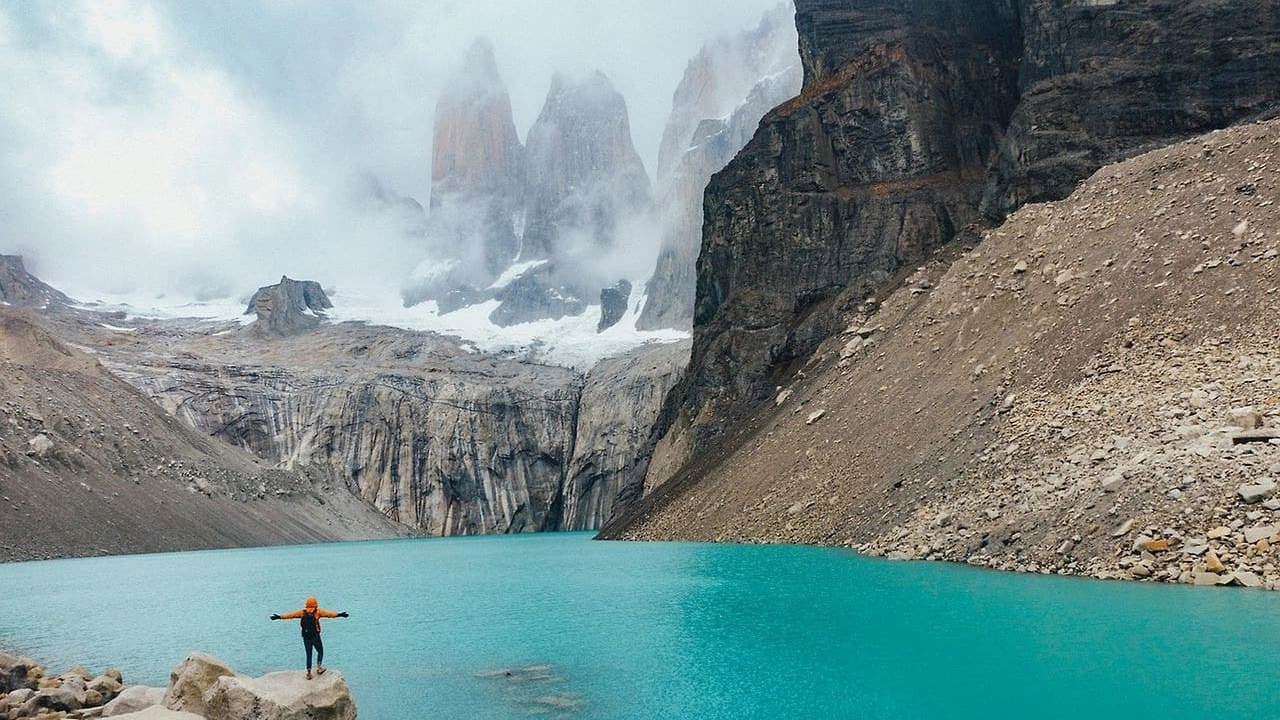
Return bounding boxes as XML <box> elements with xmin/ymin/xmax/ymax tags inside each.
<box><xmin>92</xmin><ymin>321</ymin><xmax>688</xmax><ymax>536</ymax></box>
<box><xmin>641</xmin><ymin>0</ymin><xmax>1280</xmax><ymax>495</ymax></box>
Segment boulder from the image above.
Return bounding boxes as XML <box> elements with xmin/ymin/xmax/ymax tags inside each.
<box><xmin>1205</xmin><ymin>551</ymin><xmax>1225</xmax><ymax>574</ymax></box>
<box><xmin>162</xmin><ymin>653</ymin><xmax>237</xmax><ymax>717</ymax></box>
<box><xmin>0</xmin><ymin>652</ymin><xmax>41</xmax><ymax>692</ymax></box>
<box><xmin>203</xmin><ymin>671</ymin><xmax>356</xmax><ymax>720</ymax></box>
<box><xmin>1228</xmin><ymin>407</ymin><xmax>1265</xmax><ymax>430</ymax></box>
<box><xmin>90</xmin><ymin>673</ymin><xmax>124</xmax><ymax>703</ymax></box>
<box><xmin>1243</xmin><ymin>525</ymin><xmax>1277</xmax><ymax>544</ymax></box>
<box><xmin>1237</xmin><ymin>480</ymin><xmax>1277</xmax><ymax>504</ymax></box>
<box><xmin>29</xmin><ymin>686</ymin><xmax>82</xmax><ymax>712</ymax></box>
<box><xmin>102</xmin><ymin>686</ymin><xmax>165</xmax><ymax>717</ymax></box>
<box><xmin>103</xmin><ymin>705</ymin><xmax>205</xmax><ymax>720</ymax></box>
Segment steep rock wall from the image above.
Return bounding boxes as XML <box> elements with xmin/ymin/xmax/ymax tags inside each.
<box><xmin>561</xmin><ymin>340</ymin><xmax>690</xmax><ymax>529</ymax></box>
<box><xmin>103</xmin><ymin>328</ymin><xmax>685</xmax><ymax>535</ymax></box>
<box><xmin>983</xmin><ymin>0</ymin><xmax>1280</xmax><ymax>215</ymax></box>
<box><xmin>647</xmin><ymin>0</ymin><xmax>1023</xmax><ymax>482</ymax></box>
<box><xmin>642</xmin><ymin>0</ymin><xmax>1280</xmax><ymax>492</ymax></box>
<box><xmin>638</xmin><ymin>6</ymin><xmax>802</xmax><ymax>330</ymax></box>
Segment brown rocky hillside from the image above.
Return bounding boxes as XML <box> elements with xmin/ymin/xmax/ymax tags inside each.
<box><xmin>606</xmin><ymin>120</ymin><xmax>1280</xmax><ymax>588</ymax></box>
<box><xmin>0</xmin><ymin>310</ymin><xmax>403</xmax><ymax>562</ymax></box>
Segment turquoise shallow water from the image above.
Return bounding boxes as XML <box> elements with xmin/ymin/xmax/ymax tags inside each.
<box><xmin>2</xmin><ymin>532</ymin><xmax>1280</xmax><ymax>719</ymax></box>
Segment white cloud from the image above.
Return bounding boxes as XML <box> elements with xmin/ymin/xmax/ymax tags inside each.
<box><xmin>81</xmin><ymin>0</ymin><xmax>164</xmax><ymax>61</ymax></box>
<box><xmin>0</xmin><ymin>1</ymin><xmax>793</xmax><ymax>301</ymax></box>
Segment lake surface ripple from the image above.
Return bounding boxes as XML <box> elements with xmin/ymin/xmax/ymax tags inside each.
<box><xmin>2</xmin><ymin>533</ymin><xmax>1278</xmax><ymax>719</ymax></box>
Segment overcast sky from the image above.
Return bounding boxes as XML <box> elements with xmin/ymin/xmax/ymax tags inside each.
<box><xmin>0</xmin><ymin>0</ymin><xmax>790</xmax><ymax>299</ymax></box>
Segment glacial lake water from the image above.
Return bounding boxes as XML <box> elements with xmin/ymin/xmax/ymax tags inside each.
<box><xmin>2</xmin><ymin>532</ymin><xmax>1279</xmax><ymax>719</ymax></box>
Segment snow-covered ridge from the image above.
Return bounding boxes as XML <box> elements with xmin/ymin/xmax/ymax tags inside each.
<box><xmin>71</xmin><ymin>285</ymin><xmax>686</xmax><ymax>371</ymax></box>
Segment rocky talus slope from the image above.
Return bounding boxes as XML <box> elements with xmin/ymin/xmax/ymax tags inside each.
<box><xmin>607</xmin><ymin>120</ymin><xmax>1280</xmax><ymax>587</ymax></box>
<box><xmin>0</xmin><ymin>310</ymin><xmax>403</xmax><ymax>562</ymax></box>
<box><xmin>648</xmin><ymin>0</ymin><xmax>1280</xmax><ymax>491</ymax></box>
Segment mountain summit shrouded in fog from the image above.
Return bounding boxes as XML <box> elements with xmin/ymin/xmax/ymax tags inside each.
<box><xmin>406</xmin><ymin>5</ymin><xmax>799</xmax><ymax>334</ymax></box>
<box><xmin>407</xmin><ymin>44</ymin><xmax>657</xmax><ymax>329</ymax></box>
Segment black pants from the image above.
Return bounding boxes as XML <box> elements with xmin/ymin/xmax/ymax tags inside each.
<box><xmin>303</xmin><ymin>633</ymin><xmax>324</xmax><ymax>670</ymax></box>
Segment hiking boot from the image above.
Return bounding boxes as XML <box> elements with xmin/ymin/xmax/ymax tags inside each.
<box><xmin>306</xmin><ymin>670</ymin><xmax>312</xmax><ymax>680</ymax></box>
<box><xmin>317</xmin><ymin>665</ymin><xmax>326</xmax><ymax>675</ymax></box>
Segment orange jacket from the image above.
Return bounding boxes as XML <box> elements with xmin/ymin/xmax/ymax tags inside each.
<box><xmin>278</xmin><ymin>600</ymin><xmax>340</xmax><ymax>633</ymax></box>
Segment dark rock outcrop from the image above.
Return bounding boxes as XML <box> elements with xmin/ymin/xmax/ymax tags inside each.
<box><xmin>244</xmin><ymin>277</ymin><xmax>332</xmax><ymax>338</ymax></box>
<box><xmin>638</xmin><ymin>5</ymin><xmax>802</xmax><ymax>330</ymax></box>
<box><xmin>488</xmin><ymin>263</ymin><xmax>588</xmax><ymax>328</ymax></box>
<box><xmin>597</xmin><ymin>280</ymin><xmax>632</xmax><ymax>332</ymax></box>
<box><xmin>650</xmin><ymin>0</ymin><xmax>1023</xmax><ymax>478</ymax></box>
<box><xmin>982</xmin><ymin>0</ymin><xmax>1280</xmax><ymax>216</ymax></box>
<box><xmin>642</xmin><ymin>0</ymin><xmax>1280</xmax><ymax>492</ymax></box>
<box><xmin>0</xmin><ymin>255</ymin><xmax>71</xmax><ymax>309</ymax></box>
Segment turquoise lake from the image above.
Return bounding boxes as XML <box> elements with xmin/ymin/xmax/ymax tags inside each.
<box><xmin>2</xmin><ymin>532</ymin><xmax>1280</xmax><ymax>719</ymax></box>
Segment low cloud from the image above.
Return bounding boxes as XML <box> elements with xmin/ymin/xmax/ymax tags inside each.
<box><xmin>0</xmin><ymin>0</ymin><xmax>787</xmax><ymax>301</ymax></box>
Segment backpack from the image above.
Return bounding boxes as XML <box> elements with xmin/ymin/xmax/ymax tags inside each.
<box><xmin>300</xmin><ymin>610</ymin><xmax>320</xmax><ymax>636</ymax></box>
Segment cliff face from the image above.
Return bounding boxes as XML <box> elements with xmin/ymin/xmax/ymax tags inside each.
<box><xmin>642</xmin><ymin>0</ymin><xmax>1280</xmax><ymax>490</ymax></box>
<box><xmin>561</xmin><ymin>340</ymin><xmax>689</xmax><ymax>529</ymax></box>
<box><xmin>488</xmin><ymin>72</ymin><xmax>654</xmax><ymax>327</ymax></box>
<box><xmin>411</xmin><ymin>45</ymin><xmax>654</xmax><ymax>330</ymax></box>
<box><xmin>648</xmin><ymin>0</ymin><xmax>1022</xmax><ymax>479</ymax></box>
<box><xmin>638</xmin><ymin>5</ymin><xmax>802</xmax><ymax>330</ymax></box>
<box><xmin>98</xmin><ymin>324</ymin><xmax>686</xmax><ymax>535</ymax></box>
<box><xmin>522</xmin><ymin>72</ymin><xmax>653</xmax><ymax>261</ymax></box>
<box><xmin>604</xmin><ymin>118</ymin><xmax>1280</xmax><ymax>588</ymax></box>
<box><xmin>983</xmin><ymin>0</ymin><xmax>1280</xmax><ymax>215</ymax></box>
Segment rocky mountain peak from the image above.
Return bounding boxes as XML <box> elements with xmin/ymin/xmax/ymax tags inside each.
<box><xmin>521</xmin><ymin>69</ymin><xmax>652</xmax><ymax>260</ymax></box>
<box><xmin>430</xmin><ymin>37</ymin><xmax>525</xmax><ymax>201</ymax></box>
<box><xmin>0</xmin><ymin>255</ymin><xmax>71</xmax><ymax>309</ymax></box>
<box><xmin>244</xmin><ymin>276</ymin><xmax>333</xmax><ymax>337</ymax></box>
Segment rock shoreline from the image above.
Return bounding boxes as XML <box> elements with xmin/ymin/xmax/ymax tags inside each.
<box><xmin>0</xmin><ymin>652</ymin><xmax>355</xmax><ymax>720</ymax></box>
